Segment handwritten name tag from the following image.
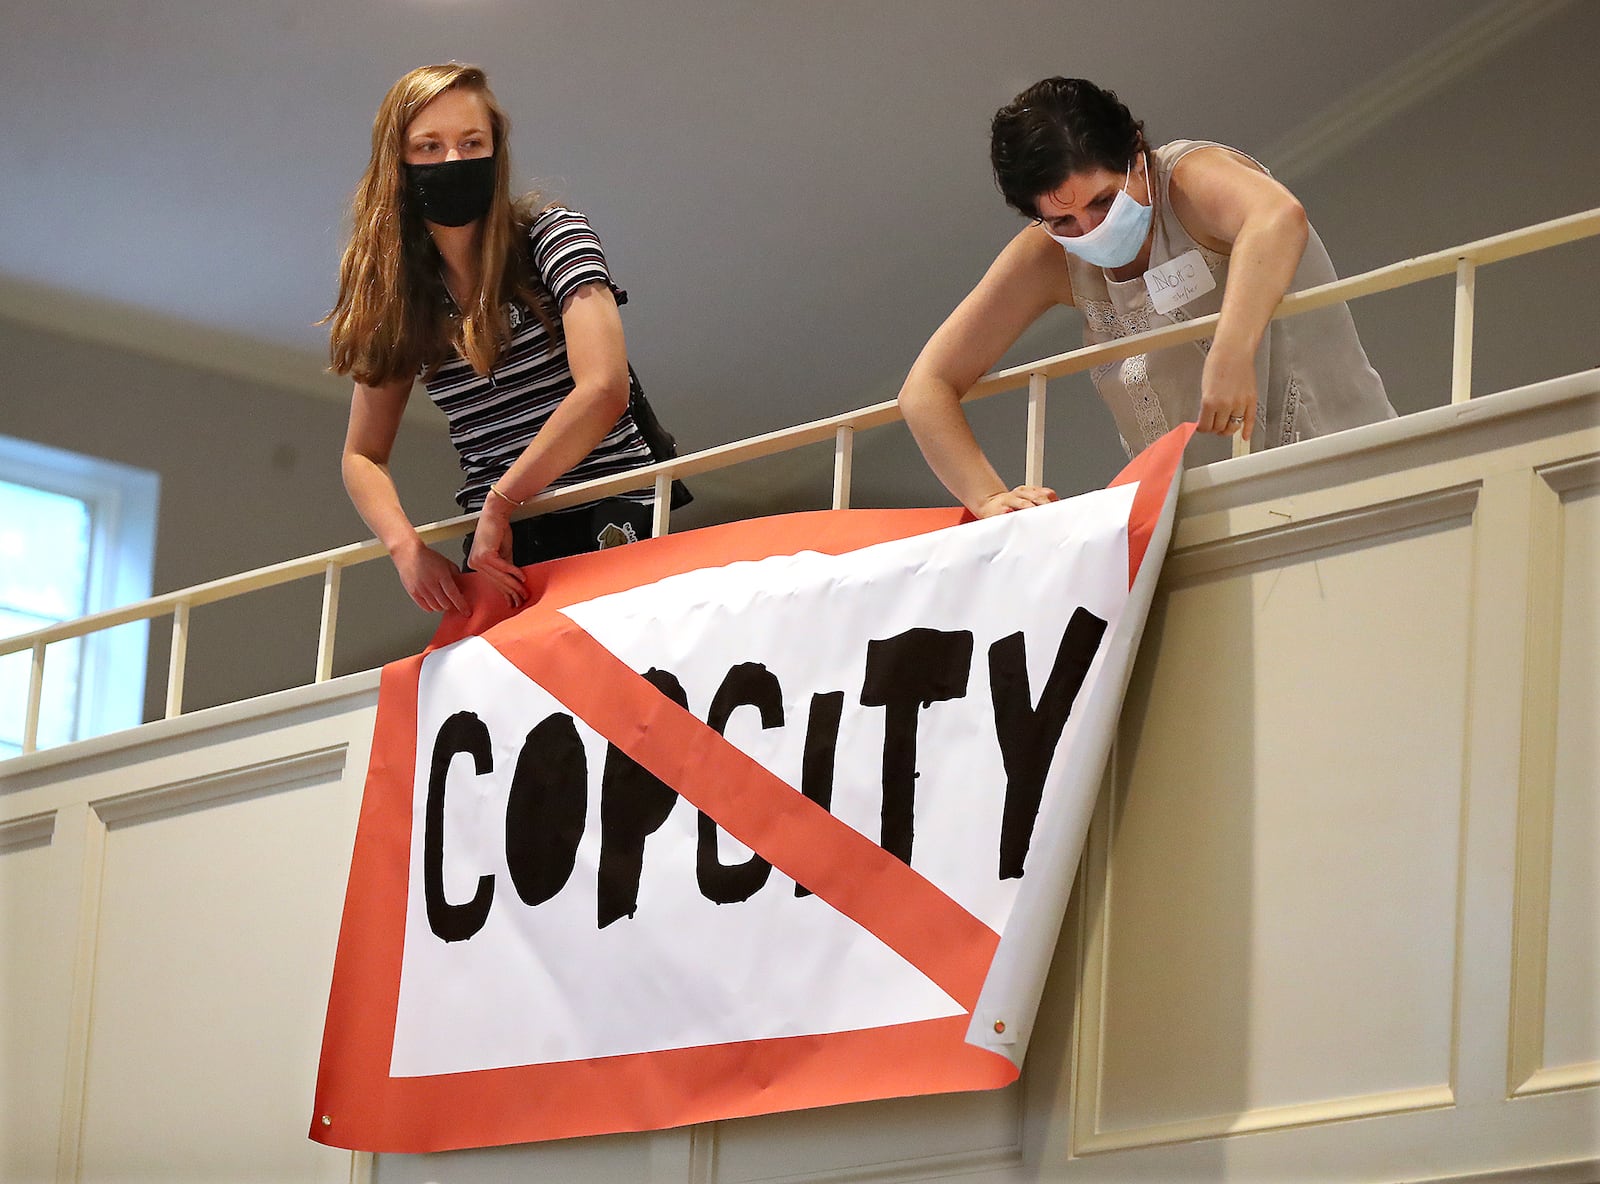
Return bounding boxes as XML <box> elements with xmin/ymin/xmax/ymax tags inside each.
<box><xmin>1144</xmin><ymin>249</ymin><xmax>1216</xmax><ymax>315</ymax></box>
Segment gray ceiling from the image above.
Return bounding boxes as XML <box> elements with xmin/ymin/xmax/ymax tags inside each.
<box><xmin>0</xmin><ymin>0</ymin><xmax>1566</xmax><ymax>498</ymax></box>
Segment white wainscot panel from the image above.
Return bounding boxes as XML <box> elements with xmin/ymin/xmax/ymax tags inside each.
<box><xmin>75</xmin><ymin>752</ymin><xmax>359</xmax><ymax>1184</ymax></box>
<box><xmin>1</xmin><ymin>814</ymin><xmax>67</xmax><ymax>1183</ymax></box>
<box><xmin>1541</xmin><ymin>478</ymin><xmax>1599</xmax><ymax>1080</ymax></box>
<box><xmin>376</xmin><ymin>1056</ymin><xmax>1024</xmax><ymax>1183</ymax></box>
<box><xmin>374</xmin><ymin>1129</ymin><xmax>657</xmax><ymax>1184</ymax></box>
<box><xmin>708</xmin><ymin>1084</ymin><xmax>1023</xmax><ymax>1183</ymax></box>
<box><xmin>1085</xmin><ymin>504</ymin><xmax>1475</xmax><ymax>1147</ymax></box>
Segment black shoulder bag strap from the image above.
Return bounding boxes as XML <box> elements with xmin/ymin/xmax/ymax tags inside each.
<box><xmin>627</xmin><ymin>365</ymin><xmax>694</xmax><ymax>509</ymax></box>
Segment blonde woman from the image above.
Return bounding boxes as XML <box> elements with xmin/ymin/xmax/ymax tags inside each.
<box><xmin>329</xmin><ymin>63</ymin><xmax>660</xmax><ymax>612</ymax></box>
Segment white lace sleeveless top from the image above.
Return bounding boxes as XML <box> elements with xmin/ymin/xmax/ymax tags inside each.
<box><xmin>1063</xmin><ymin>139</ymin><xmax>1394</xmax><ymax>465</ymax></box>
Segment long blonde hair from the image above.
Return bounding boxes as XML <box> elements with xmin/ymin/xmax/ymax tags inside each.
<box><xmin>325</xmin><ymin>63</ymin><xmax>555</xmax><ymax>385</ymax></box>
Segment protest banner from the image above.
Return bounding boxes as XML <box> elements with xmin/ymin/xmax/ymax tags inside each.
<box><xmin>311</xmin><ymin>425</ymin><xmax>1191</xmax><ymax>1153</ymax></box>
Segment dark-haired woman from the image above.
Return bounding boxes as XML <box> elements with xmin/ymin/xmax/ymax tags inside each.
<box><xmin>329</xmin><ymin>63</ymin><xmax>659</xmax><ymax>612</ymax></box>
<box><xmin>898</xmin><ymin>77</ymin><xmax>1394</xmax><ymax>518</ymax></box>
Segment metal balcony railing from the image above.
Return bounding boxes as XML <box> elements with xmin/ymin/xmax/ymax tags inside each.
<box><xmin>4</xmin><ymin>207</ymin><xmax>1598</xmax><ymax>756</ymax></box>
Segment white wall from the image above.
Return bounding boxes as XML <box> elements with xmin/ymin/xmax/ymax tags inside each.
<box><xmin>1286</xmin><ymin>0</ymin><xmax>1600</xmax><ymax>417</ymax></box>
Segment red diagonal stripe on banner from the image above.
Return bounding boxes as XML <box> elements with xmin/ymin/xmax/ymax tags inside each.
<box><xmin>487</xmin><ymin>611</ymin><xmax>1000</xmax><ymax>1012</ymax></box>
<box><xmin>311</xmin><ymin>636</ymin><xmax>1016</xmax><ymax>1154</ymax></box>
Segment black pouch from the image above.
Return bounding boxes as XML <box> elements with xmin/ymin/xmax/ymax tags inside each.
<box><xmin>465</xmin><ymin>496</ymin><xmax>654</xmax><ymax>569</ymax></box>
<box><xmin>628</xmin><ymin>366</ymin><xmax>693</xmax><ymax>509</ymax></box>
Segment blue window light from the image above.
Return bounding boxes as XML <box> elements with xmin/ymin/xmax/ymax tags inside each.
<box><xmin>0</xmin><ymin>437</ymin><xmax>158</xmax><ymax>758</ymax></box>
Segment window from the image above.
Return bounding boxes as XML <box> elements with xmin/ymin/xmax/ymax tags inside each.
<box><xmin>0</xmin><ymin>436</ymin><xmax>159</xmax><ymax>759</ymax></box>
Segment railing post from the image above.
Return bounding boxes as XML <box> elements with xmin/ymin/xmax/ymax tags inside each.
<box><xmin>832</xmin><ymin>426</ymin><xmax>855</xmax><ymax>510</ymax></box>
<box><xmin>22</xmin><ymin>640</ymin><xmax>45</xmax><ymax>754</ymax></box>
<box><xmin>1025</xmin><ymin>373</ymin><xmax>1047</xmax><ymax>488</ymax></box>
<box><xmin>652</xmin><ymin>473</ymin><xmax>672</xmax><ymax>539</ymax></box>
<box><xmin>315</xmin><ymin>562</ymin><xmax>341</xmax><ymax>684</ymax></box>
<box><xmin>166</xmin><ymin>601</ymin><xmax>190</xmax><ymax>720</ymax></box>
<box><xmin>1452</xmin><ymin>256</ymin><xmax>1476</xmax><ymax>405</ymax></box>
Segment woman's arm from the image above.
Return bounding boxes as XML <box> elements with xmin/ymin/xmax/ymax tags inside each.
<box><xmin>898</xmin><ymin>227</ymin><xmax>1073</xmax><ymax>516</ymax></box>
<box><xmin>466</xmin><ymin>281</ymin><xmax>632</xmax><ymax>584</ymax></box>
<box><xmin>1167</xmin><ymin>147</ymin><xmax>1309</xmax><ymax>441</ymax></box>
<box><xmin>342</xmin><ymin>378</ymin><xmax>489</xmax><ymax>613</ymax></box>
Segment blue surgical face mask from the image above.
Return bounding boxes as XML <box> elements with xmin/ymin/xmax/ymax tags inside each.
<box><xmin>1043</xmin><ymin>155</ymin><xmax>1152</xmax><ymax>269</ymax></box>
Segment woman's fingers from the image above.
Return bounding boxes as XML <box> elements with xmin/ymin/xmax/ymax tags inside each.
<box><xmin>468</xmin><ymin>550</ymin><xmax>527</xmax><ymax>607</ymax></box>
<box><xmin>975</xmin><ymin>484</ymin><xmax>1058</xmax><ymax>518</ymax></box>
<box><xmin>1201</xmin><ymin>405</ymin><xmax>1251</xmax><ymax>435</ymax></box>
<box><xmin>434</xmin><ymin>569</ymin><xmax>470</xmax><ymax>615</ymax></box>
<box><xmin>399</xmin><ymin>546</ymin><xmax>471</xmax><ymax>614</ymax></box>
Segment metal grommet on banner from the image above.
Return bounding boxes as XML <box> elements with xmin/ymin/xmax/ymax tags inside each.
<box><xmin>993</xmin><ymin>1020</ymin><xmax>1006</xmax><ymax>1034</ymax></box>
<box><xmin>321</xmin><ymin>1115</ymin><xmax>332</xmax><ymax>1127</ymax></box>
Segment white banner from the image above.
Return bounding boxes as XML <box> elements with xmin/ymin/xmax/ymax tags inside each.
<box><xmin>312</xmin><ymin>423</ymin><xmax>1191</xmax><ymax>1152</ymax></box>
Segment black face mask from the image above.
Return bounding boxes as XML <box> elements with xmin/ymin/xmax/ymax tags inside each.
<box><xmin>404</xmin><ymin>156</ymin><xmax>496</xmax><ymax>227</ymax></box>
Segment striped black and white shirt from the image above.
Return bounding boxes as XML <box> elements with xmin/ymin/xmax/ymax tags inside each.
<box><xmin>424</xmin><ymin>206</ymin><xmax>654</xmax><ymax>513</ymax></box>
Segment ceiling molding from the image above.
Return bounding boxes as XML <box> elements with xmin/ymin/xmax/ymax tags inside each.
<box><xmin>0</xmin><ymin>271</ymin><xmax>353</xmax><ymax>406</ymax></box>
<box><xmin>1262</xmin><ymin>0</ymin><xmax>1572</xmax><ymax>183</ymax></box>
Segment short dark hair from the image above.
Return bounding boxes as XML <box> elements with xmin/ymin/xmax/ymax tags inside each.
<box><xmin>990</xmin><ymin>77</ymin><xmax>1146</xmax><ymax>218</ymax></box>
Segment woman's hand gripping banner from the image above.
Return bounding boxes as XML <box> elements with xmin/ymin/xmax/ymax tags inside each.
<box><xmin>310</xmin><ymin>424</ymin><xmax>1194</xmax><ymax>1153</ymax></box>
